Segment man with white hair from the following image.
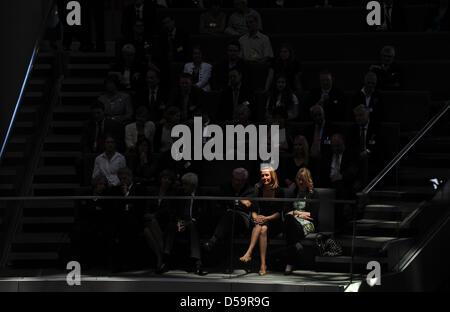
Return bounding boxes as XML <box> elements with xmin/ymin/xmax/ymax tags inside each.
<box><xmin>369</xmin><ymin>45</ymin><xmax>403</xmax><ymax>90</ymax></box>
<box><xmin>352</xmin><ymin>71</ymin><xmax>384</xmax><ymax>123</ymax></box>
<box><xmin>204</xmin><ymin>168</ymin><xmax>254</xmax><ymax>262</ymax></box>
<box><xmin>164</xmin><ymin>172</ymin><xmax>208</xmax><ymax>275</ymax></box>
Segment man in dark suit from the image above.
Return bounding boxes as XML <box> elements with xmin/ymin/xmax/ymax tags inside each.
<box><xmin>352</xmin><ymin>71</ymin><xmax>384</xmax><ymax>124</ymax></box>
<box><xmin>348</xmin><ymin>105</ymin><xmax>382</xmax><ymax>190</ymax></box>
<box><xmin>164</xmin><ymin>173</ymin><xmax>208</xmax><ymax>275</ymax></box>
<box><xmin>369</xmin><ymin>45</ymin><xmax>403</xmax><ymax>90</ymax></box>
<box><xmin>157</xmin><ymin>15</ymin><xmax>191</xmax><ymax>63</ymax></box>
<box><xmin>109</xmin><ymin>167</ymin><xmax>149</xmax><ymax>271</ymax></box>
<box><xmin>81</xmin><ymin>101</ymin><xmax>124</xmax><ymax>154</ymax></box>
<box><xmin>121</xmin><ymin>0</ymin><xmax>157</xmax><ymax>40</ymax></box>
<box><xmin>219</xmin><ymin>67</ymin><xmax>254</xmax><ymax>122</ymax></box>
<box><xmin>168</xmin><ymin>73</ymin><xmax>205</xmax><ymax>122</ymax></box>
<box><xmin>135</xmin><ymin>69</ymin><xmax>169</xmax><ymax>122</ymax></box>
<box><xmin>306</xmin><ymin>70</ymin><xmax>347</xmax><ymax>122</ymax></box>
<box><xmin>213</xmin><ymin>40</ymin><xmax>249</xmax><ymax>91</ymax></box>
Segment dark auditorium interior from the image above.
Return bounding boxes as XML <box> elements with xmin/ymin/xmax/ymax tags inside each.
<box><xmin>0</xmin><ymin>0</ymin><xmax>449</xmax><ymax>292</ymax></box>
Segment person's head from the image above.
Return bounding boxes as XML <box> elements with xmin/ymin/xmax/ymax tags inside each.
<box><xmin>162</xmin><ymin>15</ymin><xmax>176</xmax><ymax>32</ymax></box>
<box><xmin>293</xmin><ymin>135</ymin><xmax>309</xmax><ymax>161</ymax></box>
<box><xmin>234</xmin><ymin>104</ymin><xmax>251</xmax><ymax>122</ymax></box>
<box><xmin>353</xmin><ymin>104</ymin><xmax>370</xmax><ymax>126</ymax></box>
<box><xmin>179</xmin><ymin>73</ymin><xmax>193</xmax><ymax>93</ymax></box>
<box><xmin>278</xmin><ymin>43</ymin><xmax>294</xmax><ymax>62</ymax></box>
<box><xmin>118</xmin><ymin>167</ymin><xmax>133</xmax><ymax>187</ymax></box>
<box><xmin>159</xmin><ymin>169</ymin><xmax>176</xmax><ymax>187</ymax></box>
<box><xmin>310</xmin><ymin>104</ymin><xmax>325</xmax><ymax>124</ymax></box>
<box><xmin>165</xmin><ymin>106</ymin><xmax>181</xmax><ymax>125</ymax></box>
<box><xmin>136</xmin><ymin>137</ymin><xmax>151</xmax><ymax>156</ymax></box>
<box><xmin>228</xmin><ymin>67</ymin><xmax>242</xmax><ymax>86</ymax></box>
<box><xmin>122</xmin><ymin>44</ymin><xmax>136</xmax><ymax>63</ymax></box>
<box><xmin>380</xmin><ymin>45</ymin><xmax>396</xmax><ymax>66</ymax></box>
<box><xmin>104</xmin><ymin>75</ymin><xmax>120</xmax><ymax>93</ymax></box>
<box><xmin>192</xmin><ymin>45</ymin><xmax>203</xmax><ymax>64</ymax></box>
<box><xmin>135</xmin><ymin>0</ymin><xmax>144</xmax><ymax>7</ymax></box>
<box><xmin>275</xmin><ymin>75</ymin><xmax>288</xmax><ymax>92</ymax></box>
<box><xmin>364</xmin><ymin>71</ymin><xmax>378</xmax><ymax>94</ymax></box>
<box><xmin>146</xmin><ymin>69</ymin><xmax>160</xmax><ymax>89</ymax></box>
<box><xmin>231</xmin><ymin>168</ymin><xmax>249</xmax><ymax>192</ymax></box>
<box><xmin>260</xmin><ymin>164</ymin><xmax>279</xmax><ymax>189</ymax></box>
<box><xmin>227</xmin><ymin>41</ymin><xmax>241</xmax><ymax>62</ymax></box>
<box><xmin>91</xmin><ymin>101</ymin><xmax>105</xmax><ymax>122</ymax></box>
<box><xmin>234</xmin><ymin>0</ymin><xmax>248</xmax><ymax>12</ymax></box>
<box><xmin>135</xmin><ymin>106</ymin><xmax>149</xmax><ymax>125</ymax></box>
<box><xmin>134</xmin><ymin>19</ymin><xmax>145</xmax><ymax>35</ymax></box>
<box><xmin>92</xmin><ymin>174</ymin><xmax>107</xmax><ymax>194</ymax></box>
<box><xmin>104</xmin><ymin>135</ymin><xmax>116</xmax><ymax>154</ymax></box>
<box><xmin>181</xmin><ymin>172</ymin><xmax>198</xmax><ymax>194</ymax></box>
<box><xmin>331</xmin><ymin>133</ymin><xmax>345</xmax><ymax>155</ymax></box>
<box><xmin>295</xmin><ymin>168</ymin><xmax>314</xmax><ymax>193</ymax></box>
<box><xmin>319</xmin><ymin>70</ymin><xmax>333</xmax><ymax>91</ymax></box>
<box><xmin>245</xmin><ymin>14</ymin><xmax>259</xmax><ymax>33</ymax></box>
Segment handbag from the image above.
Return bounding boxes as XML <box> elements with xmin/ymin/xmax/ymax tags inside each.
<box><xmin>316</xmin><ymin>233</ymin><xmax>343</xmax><ymax>257</ymax></box>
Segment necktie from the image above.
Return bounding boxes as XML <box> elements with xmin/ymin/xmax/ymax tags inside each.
<box><xmin>95</xmin><ymin>121</ymin><xmax>103</xmax><ymax>152</ymax></box>
<box><xmin>360</xmin><ymin>127</ymin><xmax>367</xmax><ymax>151</ymax></box>
<box><xmin>311</xmin><ymin>125</ymin><xmax>321</xmax><ymax>157</ymax></box>
<box><xmin>150</xmin><ymin>89</ymin><xmax>156</xmax><ymax>107</ymax></box>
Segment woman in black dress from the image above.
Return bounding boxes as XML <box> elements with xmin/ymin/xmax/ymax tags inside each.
<box><xmin>283</xmin><ymin>135</ymin><xmax>309</xmax><ymax>190</ymax></box>
<box><xmin>239</xmin><ymin>165</ymin><xmax>284</xmax><ymax>276</ymax></box>
<box><xmin>283</xmin><ymin>168</ymin><xmax>318</xmax><ymax>275</ymax></box>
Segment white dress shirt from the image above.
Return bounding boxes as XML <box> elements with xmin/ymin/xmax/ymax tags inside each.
<box><xmin>125</xmin><ymin>121</ymin><xmax>156</xmax><ymax>150</ymax></box>
<box><xmin>92</xmin><ymin>152</ymin><xmax>126</xmax><ymax>186</ymax></box>
<box><xmin>330</xmin><ymin>153</ymin><xmax>343</xmax><ymax>177</ymax></box>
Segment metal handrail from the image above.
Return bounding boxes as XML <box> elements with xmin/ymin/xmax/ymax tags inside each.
<box><xmin>362</xmin><ymin>101</ymin><xmax>450</xmax><ymax>195</ymax></box>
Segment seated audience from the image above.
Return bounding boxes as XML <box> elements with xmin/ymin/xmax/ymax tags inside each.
<box><xmin>264</xmin><ymin>43</ymin><xmax>302</xmax><ymax>93</ymax></box>
<box><xmin>164</xmin><ymin>173</ymin><xmax>208</xmax><ymax>275</ymax></box>
<box><xmin>225</xmin><ymin>0</ymin><xmax>263</xmax><ymax>36</ymax></box>
<box><xmin>239</xmin><ymin>165</ymin><xmax>284</xmax><ymax>276</ymax></box>
<box><xmin>352</xmin><ymin>71</ymin><xmax>384</xmax><ymax>124</ymax></box>
<box><xmin>265</xmin><ymin>75</ymin><xmax>299</xmax><ymax>121</ymax></box>
<box><xmin>269</xmin><ymin>107</ymin><xmax>293</xmax><ymax>152</ymax></box>
<box><xmin>97</xmin><ymin>75</ymin><xmax>133</xmax><ymax>124</ymax></box>
<box><xmin>283</xmin><ymin>168</ymin><xmax>318</xmax><ymax>275</ymax></box>
<box><xmin>306</xmin><ymin>70</ymin><xmax>346</xmax><ymax>122</ymax></box>
<box><xmin>92</xmin><ymin>135</ymin><xmax>127</xmax><ymax>186</ymax></box>
<box><xmin>143</xmin><ymin>169</ymin><xmax>177</xmax><ymax>273</ymax></box>
<box><xmin>136</xmin><ymin>69</ymin><xmax>169</xmax><ymax>122</ymax></box>
<box><xmin>183</xmin><ymin>46</ymin><xmax>213</xmax><ymax>92</ymax></box>
<box><xmin>168</xmin><ymin>73</ymin><xmax>204</xmax><ymax>122</ymax></box>
<box><xmin>157</xmin><ymin>15</ymin><xmax>191</xmax><ymax>63</ymax></box>
<box><xmin>239</xmin><ymin>14</ymin><xmax>273</xmax><ymax>64</ymax></box>
<box><xmin>81</xmin><ymin>101</ymin><xmax>124</xmax><ymax>154</ymax></box>
<box><xmin>117</xmin><ymin>19</ymin><xmax>152</xmax><ymax>64</ymax></box>
<box><xmin>213</xmin><ymin>40</ymin><xmax>248</xmax><ymax>91</ymax></box>
<box><xmin>219</xmin><ymin>67</ymin><xmax>254</xmax><ymax>122</ymax></box>
<box><xmin>154</xmin><ymin>106</ymin><xmax>182</xmax><ymax>153</ymax></box>
<box><xmin>121</xmin><ymin>0</ymin><xmax>157</xmax><ymax>40</ymax></box>
<box><xmin>125</xmin><ymin>106</ymin><xmax>156</xmax><ymax>152</ymax></box>
<box><xmin>369</xmin><ymin>45</ymin><xmax>403</xmax><ymax>90</ymax></box>
<box><xmin>199</xmin><ymin>0</ymin><xmax>226</xmax><ymax>34</ymax></box>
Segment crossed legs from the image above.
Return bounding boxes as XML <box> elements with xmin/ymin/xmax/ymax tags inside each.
<box><xmin>240</xmin><ymin>224</ymin><xmax>268</xmax><ymax>274</ymax></box>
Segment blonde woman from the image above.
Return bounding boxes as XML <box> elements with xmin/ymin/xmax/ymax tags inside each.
<box><xmin>239</xmin><ymin>164</ymin><xmax>284</xmax><ymax>276</ymax></box>
<box><xmin>284</xmin><ymin>168</ymin><xmax>318</xmax><ymax>275</ymax></box>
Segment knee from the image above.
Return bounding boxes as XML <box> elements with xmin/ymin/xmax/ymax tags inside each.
<box><xmin>260</xmin><ymin>226</ymin><xmax>268</xmax><ymax>236</ymax></box>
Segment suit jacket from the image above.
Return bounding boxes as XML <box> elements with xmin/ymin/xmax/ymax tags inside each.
<box><xmin>348</xmin><ymin>122</ymin><xmax>381</xmax><ymax>174</ymax></box>
<box><xmin>218</xmin><ymin>183</ymin><xmax>255</xmax><ymax>214</ymax></box>
<box><xmin>304</xmin><ymin>121</ymin><xmax>334</xmax><ymax>158</ymax></box>
<box><xmin>81</xmin><ymin>118</ymin><xmax>124</xmax><ymax>154</ymax></box>
<box><xmin>306</xmin><ymin>87</ymin><xmax>347</xmax><ymax>122</ymax></box>
<box><xmin>110</xmin><ymin>182</ymin><xmax>149</xmax><ymax>220</ymax></box>
<box><xmin>352</xmin><ymin>89</ymin><xmax>384</xmax><ymax>123</ymax></box>
<box><xmin>168</xmin><ymin>86</ymin><xmax>205</xmax><ymax>121</ymax></box>
<box><xmin>183</xmin><ymin>62</ymin><xmax>213</xmax><ymax>92</ymax></box>
<box><xmin>320</xmin><ymin>149</ymin><xmax>359</xmax><ymax>189</ymax></box>
<box><xmin>157</xmin><ymin>27</ymin><xmax>191</xmax><ymax>63</ymax></box>
<box><xmin>124</xmin><ymin>121</ymin><xmax>156</xmax><ymax>150</ymax></box>
<box><xmin>212</xmin><ymin>58</ymin><xmax>248</xmax><ymax>91</ymax></box>
<box><xmin>121</xmin><ymin>1</ymin><xmax>157</xmax><ymax>39</ymax></box>
<box><xmin>169</xmin><ymin>188</ymin><xmax>206</xmax><ymax>222</ymax></box>
<box><xmin>218</xmin><ymin>83</ymin><xmax>254</xmax><ymax>122</ymax></box>
<box><xmin>135</xmin><ymin>85</ymin><xmax>169</xmax><ymax>122</ymax></box>
<box><xmin>370</xmin><ymin>63</ymin><xmax>403</xmax><ymax>90</ymax></box>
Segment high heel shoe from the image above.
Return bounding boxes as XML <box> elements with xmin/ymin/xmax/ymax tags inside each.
<box><xmin>239</xmin><ymin>255</ymin><xmax>252</xmax><ymax>263</ymax></box>
<box><xmin>258</xmin><ymin>266</ymin><xmax>267</xmax><ymax>276</ymax></box>
<box><xmin>284</xmin><ymin>264</ymin><xmax>294</xmax><ymax>276</ymax></box>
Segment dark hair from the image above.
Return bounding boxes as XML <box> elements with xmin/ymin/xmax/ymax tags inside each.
<box><xmin>104</xmin><ymin>74</ymin><xmax>121</xmax><ymax>88</ymax></box>
<box><xmin>267</xmin><ymin>74</ymin><xmax>294</xmax><ymax>116</ymax></box>
<box><xmin>164</xmin><ymin>106</ymin><xmax>181</xmax><ymax>119</ymax></box>
<box><xmin>229</xmin><ymin>66</ymin><xmax>242</xmax><ymax>75</ymax></box>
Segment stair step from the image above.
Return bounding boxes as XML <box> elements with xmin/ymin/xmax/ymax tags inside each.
<box><xmin>35</xmin><ymin>166</ymin><xmax>77</xmax><ymax>176</ymax></box>
<box><xmin>22</xmin><ymin>217</ymin><xmax>74</xmax><ymax>224</ymax></box>
<box><xmin>14</xmin><ymin>233</ymin><xmax>70</xmax><ymax>244</ymax></box>
<box><xmin>351</xmin><ymin>219</ymin><xmax>402</xmax><ymax>230</ymax></box>
<box><xmin>315</xmin><ymin>256</ymin><xmax>388</xmax><ymax>264</ymax></box>
<box><xmin>9</xmin><ymin>252</ymin><xmax>59</xmax><ymax>261</ymax></box>
<box><xmin>24</xmin><ymin>200</ymin><xmax>75</xmax><ymax>209</ymax></box>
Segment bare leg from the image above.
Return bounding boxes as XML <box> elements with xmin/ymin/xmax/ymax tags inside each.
<box><xmin>144</xmin><ymin>226</ymin><xmax>163</xmax><ymax>267</ymax></box>
<box><xmin>259</xmin><ymin>225</ymin><xmax>268</xmax><ymax>274</ymax></box>
<box><xmin>240</xmin><ymin>225</ymin><xmax>262</xmax><ymax>261</ymax></box>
